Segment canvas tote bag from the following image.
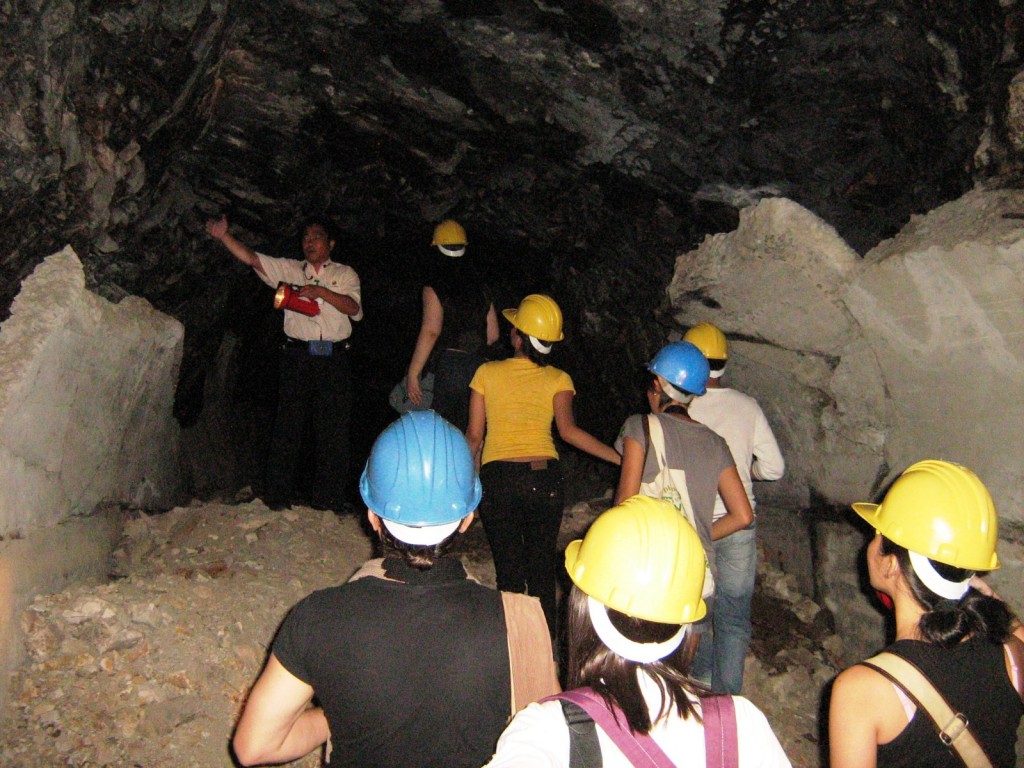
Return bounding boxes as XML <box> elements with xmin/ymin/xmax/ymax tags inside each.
<box><xmin>640</xmin><ymin>414</ymin><xmax>715</xmax><ymax>599</ymax></box>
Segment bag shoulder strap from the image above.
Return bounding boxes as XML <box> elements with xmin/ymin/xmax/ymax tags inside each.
<box><xmin>645</xmin><ymin>414</ymin><xmax>668</xmax><ymax>469</ymax></box>
<box><xmin>543</xmin><ymin>688</ymin><xmax>675</xmax><ymax>768</ymax></box>
<box><xmin>545</xmin><ymin>689</ymin><xmax>738</xmax><ymax>768</ymax></box>
<box><xmin>861</xmin><ymin>651</ymin><xmax>993</xmax><ymax>768</ymax></box>
<box><xmin>347</xmin><ymin>558</ymin><xmax>390</xmax><ymax>582</ymax></box>
<box><xmin>558</xmin><ymin>700</ymin><xmax>602</xmax><ymax>768</ymax></box>
<box><xmin>502</xmin><ymin>591</ymin><xmax>560</xmax><ymax>713</ymax></box>
<box><xmin>701</xmin><ymin>696</ymin><xmax>739</xmax><ymax>768</ymax></box>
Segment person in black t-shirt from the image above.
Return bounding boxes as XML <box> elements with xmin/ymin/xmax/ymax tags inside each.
<box><xmin>231</xmin><ymin>411</ymin><xmax>558</xmax><ymax>768</ymax></box>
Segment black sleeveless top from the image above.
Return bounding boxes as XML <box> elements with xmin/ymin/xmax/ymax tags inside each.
<box><xmin>873</xmin><ymin>637</ymin><xmax>1022</xmax><ymax>768</ymax></box>
<box><xmin>427</xmin><ymin>258</ymin><xmax>491</xmax><ymax>354</ymax></box>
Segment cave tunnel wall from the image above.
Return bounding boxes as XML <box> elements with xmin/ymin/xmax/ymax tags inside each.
<box><xmin>3</xmin><ymin>0</ymin><xmax>1024</xmax><ymax>682</ymax></box>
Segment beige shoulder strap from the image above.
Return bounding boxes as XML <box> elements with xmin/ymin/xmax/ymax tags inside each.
<box><xmin>646</xmin><ymin>414</ymin><xmax>668</xmax><ymax>469</ymax></box>
<box><xmin>347</xmin><ymin>557</ymin><xmax>391</xmax><ymax>582</ymax></box>
<box><xmin>862</xmin><ymin>652</ymin><xmax>992</xmax><ymax>768</ymax></box>
<box><xmin>501</xmin><ymin>591</ymin><xmax>561</xmax><ymax>714</ymax></box>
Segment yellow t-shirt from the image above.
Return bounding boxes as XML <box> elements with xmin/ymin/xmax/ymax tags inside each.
<box><xmin>470</xmin><ymin>358</ymin><xmax>575</xmax><ymax>464</ymax></box>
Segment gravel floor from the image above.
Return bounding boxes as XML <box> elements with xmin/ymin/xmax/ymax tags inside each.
<box><xmin>0</xmin><ymin>498</ymin><xmax>836</xmax><ymax>767</ymax></box>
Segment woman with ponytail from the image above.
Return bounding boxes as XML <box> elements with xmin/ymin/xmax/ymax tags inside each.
<box><xmin>829</xmin><ymin>460</ymin><xmax>1024</xmax><ymax>768</ymax></box>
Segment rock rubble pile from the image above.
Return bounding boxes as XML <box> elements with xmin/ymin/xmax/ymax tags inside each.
<box><xmin>1</xmin><ymin>499</ymin><xmax>838</xmax><ymax>767</ymax></box>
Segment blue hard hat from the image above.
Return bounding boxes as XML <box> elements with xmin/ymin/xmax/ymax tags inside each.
<box><xmin>647</xmin><ymin>341</ymin><xmax>710</xmax><ymax>397</ymax></box>
<box><xmin>359</xmin><ymin>411</ymin><xmax>482</xmax><ymax>527</ymax></box>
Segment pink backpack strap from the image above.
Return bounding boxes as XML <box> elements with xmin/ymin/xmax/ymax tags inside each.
<box><xmin>543</xmin><ymin>688</ymin><xmax>675</xmax><ymax>768</ymax></box>
<box><xmin>542</xmin><ymin>689</ymin><xmax>740</xmax><ymax>768</ymax></box>
<box><xmin>701</xmin><ymin>696</ymin><xmax>739</xmax><ymax>768</ymax></box>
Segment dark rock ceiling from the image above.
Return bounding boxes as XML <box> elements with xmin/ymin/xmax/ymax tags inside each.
<box><xmin>3</xmin><ymin>0</ymin><xmax>1024</xmax><ymax>498</ymax></box>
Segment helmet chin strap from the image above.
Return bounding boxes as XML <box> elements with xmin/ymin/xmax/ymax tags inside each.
<box><xmin>528</xmin><ymin>335</ymin><xmax>553</xmax><ymax>354</ymax></box>
<box><xmin>587</xmin><ymin>596</ymin><xmax>687</xmax><ymax>664</ymax></box>
<box><xmin>908</xmin><ymin>551</ymin><xmax>971</xmax><ymax>600</ymax></box>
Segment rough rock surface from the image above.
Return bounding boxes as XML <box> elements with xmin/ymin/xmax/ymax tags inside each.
<box><xmin>0</xmin><ymin>247</ymin><xmax>184</xmax><ymax>536</ymax></box>
<box><xmin>4</xmin><ymin>0</ymin><xmax>1024</xmax><ymax>496</ymax></box>
<box><xmin>0</xmin><ymin>499</ymin><xmax>838</xmax><ymax>767</ymax></box>
<box><xmin>668</xmin><ymin>189</ymin><xmax>1024</xmax><ymax>527</ymax></box>
<box><xmin>849</xmin><ymin>188</ymin><xmax>1024</xmax><ymax>515</ymax></box>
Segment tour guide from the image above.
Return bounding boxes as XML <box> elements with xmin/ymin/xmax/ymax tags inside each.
<box><xmin>206</xmin><ymin>215</ymin><xmax>362</xmax><ymax>511</ymax></box>
<box><xmin>231</xmin><ymin>411</ymin><xmax>558</xmax><ymax>768</ymax></box>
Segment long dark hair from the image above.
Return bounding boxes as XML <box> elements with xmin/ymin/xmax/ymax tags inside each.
<box><xmin>427</xmin><ymin>256</ymin><xmax>492</xmax><ymax>354</ymax></box>
<box><xmin>566</xmin><ymin>586</ymin><xmax>705</xmax><ymax>734</ymax></box>
<box><xmin>881</xmin><ymin>537</ymin><xmax>1016</xmax><ymax>647</ymax></box>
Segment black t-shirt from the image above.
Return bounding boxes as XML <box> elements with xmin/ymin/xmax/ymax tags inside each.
<box><xmin>273</xmin><ymin>557</ymin><xmax>511</xmax><ymax>768</ymax></box>
<box><xmin>874</xmin><ymin>636</ymin><xmax>1023</xmax><ymax>768</ymax></box>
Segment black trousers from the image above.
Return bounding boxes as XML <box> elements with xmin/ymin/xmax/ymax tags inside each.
<box><xmin>265</xmin><ymin>343</ymin><xmax>351</xmax><ymax>507</ymax></box>
<box><xmin>478</xmin><ymin>460</ymin><xmax>563</xmax><ymax>634</ymax></box>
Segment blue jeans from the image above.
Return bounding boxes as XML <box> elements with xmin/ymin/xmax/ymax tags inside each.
<box><xmin>690</xmin><ymin>605</ymin><xmax>715</xmax><ymax>686</ymax></box>
<box><xmin>710</xmin><ymin>525</ymin><xmax>757</xmax><ymax>694</ymax></box>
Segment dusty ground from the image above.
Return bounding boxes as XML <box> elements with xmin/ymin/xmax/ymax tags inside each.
<box><xmin>0</xmin><ymin>498</ymin><xmax>837</xmax><ymax>767</ymax></box>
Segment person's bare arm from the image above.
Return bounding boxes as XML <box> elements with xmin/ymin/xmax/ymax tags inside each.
<box><xmin>613</xmin><ymin>436</ymin><xmax>645</xmax><ymax>504</ymax></box>
<box><xmin>710</xmin><ymin>466</ymin><xmax>754</xmax><ymax>541</ymax></box>
<box><xmin>406</xmin><ymin>287</ymin><xmax>444</xmax><ymax>405</ymax></box>
<box><xmin>206</xmin><ymin>215</ymin><xmax>267</xmax><ymax>278</ymax></box>
<box><xmin>466</xmin><ymin>390</ymin><xmax>487</xmax><ymax>470</ymax></box>
<box><xmin>553</xmin><ymin>391</ymin><xmax>620</xmax><ymax>465</ymax></box>
<box><xmin>828</xmin><ymin>665</ymin><xmax>887</xmax><ymax>768</ymax></box>
<box><xmin>232</xmin><ymin>654</ymin><xmax>328</xmax><ymax>766</ymax></box>
<box><xmin>485</xmin><ymin>302</ymin><xmax>499</xmax><ymax>346</ymax></box>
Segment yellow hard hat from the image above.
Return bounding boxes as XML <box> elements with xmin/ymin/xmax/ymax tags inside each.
<box><xmin>502</xmin><ymin>294</ymin><xmax>565</xmax><ymax>343</ymax></box>
<box><xmin>683</xmin><ymin>322</ymin><xmax>728</xmax><ymax>361</ymax></box>
<box><xmin>565</xmin><ymin>495</ymin><xmax>707</xmax><ymax>624</ymax></box>
<box><xmin>852</xmin><ymin>460</ymin><xmax>1000</xmax><ymax>571</ymax></box>
<box><xmin>431</xmin><ymin>220</ymin><xmax>467</xmax><ymax>256</ymax></box>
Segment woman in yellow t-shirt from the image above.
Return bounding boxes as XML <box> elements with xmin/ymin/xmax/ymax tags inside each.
<box><xmin>467</xmin><ymin>294</ymin><xmax>620</xmax><ymax>635</ymax></box>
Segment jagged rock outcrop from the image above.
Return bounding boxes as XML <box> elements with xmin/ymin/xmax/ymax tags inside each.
<box><xmin>667</xmin><ymin>198</ymin><xmax>869</xmax><ymax>507</ymax></box>
<box><xmin>0</xmin><ymin>246</ymin><xmax>186</xmax><ymax>706</ymax></box>
<box><xmin>848</xmin><ymin>188</ymin><xmax>1024</xmax><ymax>514</ymax></box>
<box><xmin>0</xmin><ymin>247</ymin><xmax>185</xmax><ymax>536</ymax></box>
<box><xmin>4</xmin><ymin>1</ymin><xmax>1024</xmax><ymax>494</ymax></box>
<box><xmin>667</xmin><ymin>189</ymin><xmax>1024</xmax><ymax>660</ymax></box>
<box><xmin>668</xmin><ymin>189</ymin><xmax>1024</xmax><ymax>525</ymax></box>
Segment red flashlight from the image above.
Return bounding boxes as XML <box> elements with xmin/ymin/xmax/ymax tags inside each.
<box><xmin>274</xmin><ymin>283</ymin><xmax>320</xmax><ymax>316</ymax></box>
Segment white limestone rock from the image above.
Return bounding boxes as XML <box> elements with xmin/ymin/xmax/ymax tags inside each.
<box><xmin>0</xmin><ymin>246</ymin><xmax>184</xmax><ymax>536</ymax></box>
<box><xmin>847</xmin><ymin>188</ymin><xmax>1024</xmax><ymax>519</ymax></box>
<box><xmin>668</xmin><ymin>196</ymin><xmax>861</xmax><ymax>354</ymax></box>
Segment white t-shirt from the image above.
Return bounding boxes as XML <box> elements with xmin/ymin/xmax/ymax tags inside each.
<box><xmin>687</xmin><ymin>387</ymin><xmax>784</xmax><ymax>522</ymax></box>
<box><xmin>485</xmin><ymin>673</ymin><xmax>792</xmax><ymax>767</ymax></box>
<box><xmin>256</xmin><ymin>254</ymin><xmax>362</xmax><ymax>342</ymax></box>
